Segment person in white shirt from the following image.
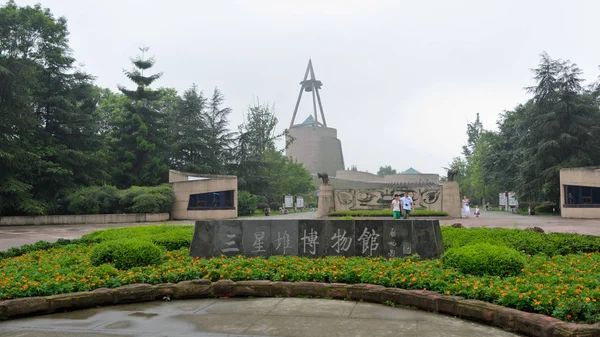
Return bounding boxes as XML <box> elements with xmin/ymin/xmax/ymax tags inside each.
<box><xmin>391</xmin><ymin>194</ymin><xmax>401</xmax><ymax>219</ymax></box>
<box><xmin>400</xmin><ymin>192</ymin><xmax>414</xmax><ymax>219</ymax></box>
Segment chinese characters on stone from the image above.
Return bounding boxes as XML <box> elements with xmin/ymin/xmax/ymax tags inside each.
<box><xmin>331</xmin><ymin>229</ymin><xmax>352</xmax><ymax>254</ymax></box>
<box><xmin>301</xmin><ymin>228</ymin><xmax>319</xmax><ymax>255</ymax></box>
<box><xmin>358</xmin><ymin>227</ymin><xmax>380</xmax><ymax>256</ymax></box>
<box><xmin>221</xmin><ymin>233</ymin><xmax>239</xmax><ymax>253</ymax></box>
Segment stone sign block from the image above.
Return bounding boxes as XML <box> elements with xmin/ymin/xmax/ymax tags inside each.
<box><xmin>190</xmin><ymin>219</ymin><xmax>444</xmax><ymax>259</ymax></box>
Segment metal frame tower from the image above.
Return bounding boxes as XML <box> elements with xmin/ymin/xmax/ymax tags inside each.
<box><xmin>289</xmin><ymin>59</ymin><xmax>327</xmax><ymax>128</ymax></box>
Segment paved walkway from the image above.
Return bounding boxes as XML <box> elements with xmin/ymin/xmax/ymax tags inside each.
<box><xmin>0</xmin><ymin>298</ymin><xmax>519</xmax><ymax>337</ymax></box>
<box><xmin>439</xmin><ymin>210</ymin><xmax>600</xmax><ymax>236</ymax></box>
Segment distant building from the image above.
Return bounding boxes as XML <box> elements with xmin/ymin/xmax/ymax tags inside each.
<box><xmin>169</xmin><ymin>170</ymin><xmax>237</xmax><ymax>220</ymax></box>
<box><xmin>560</xmin><ymin>167</ymin><xmax>600</xmax><ymax>218</ymax></box>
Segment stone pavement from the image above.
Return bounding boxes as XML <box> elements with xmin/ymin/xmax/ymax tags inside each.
<box><xmin>438</xmin><ymin>210</ymin><xmax>600</xmax><ymax>236</ymax></box>
<box><xmin>0</xmin><ymin>298</ymin><xmax>520</xmax><ymax>337</ymax></box>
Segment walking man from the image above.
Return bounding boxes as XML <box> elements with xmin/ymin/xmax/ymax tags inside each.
<box><xmin>391</xmin><ymin>194</ymin><xmax>402</xmax><ymax>219</ymax></box>
<box><xmin>400</xmin><ymin>192</ymin><xmax>414</xmax><ymax>219</ymax></box>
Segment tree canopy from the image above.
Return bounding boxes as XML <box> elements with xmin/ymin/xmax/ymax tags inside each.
<box><xmin>0</xmin><ymin>1</ymin><xmax>314</xmax><ymax>216</ymax></box>
<box><xmin>448</xmin><ymin>52</ymin><xmax>600</xmax><ymax>207</ymax></box>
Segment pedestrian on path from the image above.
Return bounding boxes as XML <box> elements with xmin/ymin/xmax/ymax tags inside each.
<box><xmin>391</xmin><ymin>194</ymin><xmax>402</xmax><ymax>219</ymax></box>
<box><xmin>400</xmin><ymin>192</ymin><xmax>414</xmax><ymax>219</ymax></box>
<box><xmin>462</xmin><ymin>195</ymin><xmax>471</xmax><ymax>218</ymax></box>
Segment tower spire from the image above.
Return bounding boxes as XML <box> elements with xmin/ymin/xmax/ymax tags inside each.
<box><xmin>289</xmin><ymin>59</ymin><xmax>327</xmax><ymax>128</ymax></box>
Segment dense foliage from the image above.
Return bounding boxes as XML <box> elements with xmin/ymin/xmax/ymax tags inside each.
<box><xmin>447</xmin><ymin>52</ymin><xmax>600</xmax><ymax>208</ymax></box>
<box><xmin>442</xmin><ymin>227</ymin><xmax>600</xmax><ymax>256</ymax></box>
<box><xmin>63</xmin><ymin>184</ymin><xmax>174</xmax><ymax>214</ymax></box>
<box><xmin>0</xmin><ymin>227</ymin><xmax>599</xmax><ymax>322</ymax></box>
<box><xmin>90</xmin><ymin>239</ymin><xmax>164</xmax><ymax>270</ymax></box>
<box><xmin>0</xmin><ymin>1</ymin><xmax>314</xmax><ymax>216</ymax></box>
<box><xmin>442</xmin><ymin>243</ymin><xmax>526</xmax><ymax>276</ymax></box>
<box><xmin>237</xmin><ymin>191</ymin><xmax>258</xmax><ymax>216</ymax></box>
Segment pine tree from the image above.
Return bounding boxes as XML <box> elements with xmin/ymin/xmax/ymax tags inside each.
<box><xmin>519</xmin><ymin>53</ymin><xmax>600</xmax><ymax>203</ymax></box>
<box><xmin>110</xmin><ymin>47</ymin><xmax>169</xmax><ymax>188</ymax></box>
<box><xmin>204</xmin><ymin>88</ymin><xmax>234</xmax><ymax>174</ymax></box>
<box><xmin>172</xmin><ymin>84</ymin><xmax>208</xmax><ymax>172</ymax></box>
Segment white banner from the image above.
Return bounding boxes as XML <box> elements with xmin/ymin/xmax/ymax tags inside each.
<box><xmin>284</xmin><ymin>195</ymin><xmax>294</xmax><ymax>208</ymax></box>
<box><xmin>296</xmin><ymin>196</ymin><xmax>304</xmax><ymax>209</ymax></box>
<box><xmin>499</xmin><ymin>193</ymin><xmax>507</xmax><ymax>206</ymax></box>
<box><xmin>508</xmin><ymin>192</ymin><xmax>518</xmax><ymax>206</ymax></box>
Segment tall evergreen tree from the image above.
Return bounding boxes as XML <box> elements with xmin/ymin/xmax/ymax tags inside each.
<box><xmin>0</xmin><ymin>1</ymin><xmax>107</xmax><ymax>215</ymax></box>
<box><xmin>204</xmin><ymin>88</ymin><xmax>234</xmax><ymax>174</ymax></box>
<box><xmin>519</xmin><ymin>53</ymin><xmax>600</xmax><ymax>203</ymax></box>
<box><xmin>235</xmin><ymin>101</ymin><xmax>283</xmax><ymax>196</ymax></box>
<box><xmin>172</xmin><ymin>84</ymin><xmax>208</xmax><ymax>172</ymax></box>
<box><xmin>109</xmin><ymin>47</ymin><xmax>169</xmax><ymax>188</ymax></box>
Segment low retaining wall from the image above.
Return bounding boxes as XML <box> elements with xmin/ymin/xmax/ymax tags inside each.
<box><xmin>1</xmin><ymin>280</ymin><xmax>597</xmax><ymax>337</ymax></box>
<box><xmin>190</xmin><ymin>219</ymin><xmax>445</xmax><ymax>259</ymax></box>
<box><xmin>0</xmin><ymin>213</ymin><xmax>170</xmax><ymax>226</ymax></box>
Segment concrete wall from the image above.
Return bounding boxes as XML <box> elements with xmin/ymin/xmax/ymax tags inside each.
<box><xmin>560</xmin><ymin>167</ymin><xmax>600</xmax><ymax>219</ymax></box>
<box><xmin>170</xmin><ymin>176</ymin><xmax>238</xmax><ymax>221</ymax></box>
<box><xmin>0</xmin><ymin>213</ymin><xmax>169</xmax><ymax>226</ymax></box>
<box><xmin>286</xmin><ymin>126</ymin><xmax>345</xmax><ymax>175</ymax></box>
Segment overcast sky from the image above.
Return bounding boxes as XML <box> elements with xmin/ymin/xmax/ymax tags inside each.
<box><xmin>14</xmin><ymin>0</ymin><xmax>600</xmax><ymax>175</ymax></box>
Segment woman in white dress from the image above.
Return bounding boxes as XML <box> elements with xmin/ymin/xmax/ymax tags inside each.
<box><xmin>462</xmin><ymin>196</ymin><xmax>471</xmax><ymax>218</ymax></box>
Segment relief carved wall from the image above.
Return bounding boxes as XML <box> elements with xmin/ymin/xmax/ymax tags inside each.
<box><xmin>334</xmin><ymin>185</ymin><xmax>443</xmax><ymax>212</ymax></box>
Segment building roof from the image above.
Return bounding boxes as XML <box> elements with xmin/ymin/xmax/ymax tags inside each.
<box><xmin>297</xmin><ymin>115</ymin><xmax>314</xmax><ymax>127</ymax></box>
<box><xmin>400</xmin><ymin>167</ymin><xmax>422</xmax><ymax>175</ymax></box>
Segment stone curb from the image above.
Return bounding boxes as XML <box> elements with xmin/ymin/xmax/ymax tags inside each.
<box><xmin>1</xmin><ymin>280</ymin><xmax>599</xmax><ymax>337</ymax></box>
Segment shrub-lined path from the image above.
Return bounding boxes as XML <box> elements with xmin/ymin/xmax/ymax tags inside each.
<box><xmin>0</xmin><ymin>297</ymin><xmax>519</xmax><ymax>337</ymax></box>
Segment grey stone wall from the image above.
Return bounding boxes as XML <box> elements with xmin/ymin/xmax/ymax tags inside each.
<box><xmin>190</xmin><ymin>219</ymin><xmax>444</xmax><ymax>259</ymax></box>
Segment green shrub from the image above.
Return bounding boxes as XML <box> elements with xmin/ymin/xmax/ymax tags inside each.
<box><xmin>151</xmin><ymin>232</ymin><xmax>192</xmax><ymax>251</ymax></box>
<box><xmin>441</xmin><ymin>227</ymin><xmax>600</xmax><ymax>256</ymax></box>
<box><xmin>270</xmin><ymin>202</ymin><xmax>281</xmax><ymax>210</ymax></box>
<box><xmin>442</xmin><ymin>243</ymin><xmax>526</xmax><ymax>276</ymax></box>
<box><xmin>238</xmin><ymin>191</ymin><xmax>258</xmax><ymax>216</ymax></box>
<box><xmin>118</xmin><ymin>186</ymin><xmax>148</xmax><ymax>213</ymax></box>
<box><xmin>328</xmin><ymin>209</ymin><xmax>447</xmax><ymax>217</ymax></box>
<box><xmin>257</xmin><ymin>203</ymin><xmax>269</xmax><ymax>211</ymax></box>
<box><xmin>66</xmin><ymin>186</ymin><xmax>120</xmax><ymax>214</ymax></box>
<box><xmin>518</xmin><ymin>201</ymin><xmax>540</xmax><ymax>211</ymax></box>
<box><xmin>90</xmin><ymin>239</ymin><xmax>164</xmax><ymax>270</ymax></box>
<box><xmin>81</xmin><ymin>225</ymin><xmax>193</xmax><ymax>247</ymax></box>
<box><xmin>535</xmin><ymin>203</ymin><xmax>557</xmax><ymax>214</ymax></box>
<box><xmin>118</xmin><ymin>184</ymin><xmax>174</xmax><ymax>214</ymax></box>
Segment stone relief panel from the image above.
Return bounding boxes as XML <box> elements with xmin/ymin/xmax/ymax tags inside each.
<box><xmin>333</xmin><ymin>186</ymin><xmax>443</xmax><ymax>212</ymax></box>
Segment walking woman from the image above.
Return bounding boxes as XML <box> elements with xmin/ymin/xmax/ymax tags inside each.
<box><xmin>462</xmin><ymin>195</ymin><xmax>471</xmax><ymax>218</ymax></box>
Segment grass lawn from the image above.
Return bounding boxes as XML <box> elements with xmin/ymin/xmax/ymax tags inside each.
<box><xmin>1</xmin><ymin>225</ymin><xmax>599</xmax><ymax>323</ymax></box>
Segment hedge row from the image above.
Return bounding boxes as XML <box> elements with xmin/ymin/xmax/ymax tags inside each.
<box><xmin>64</xmin><ymin>184</ymin><xmax>174</xmax><ymax>215</ymax></box>
<box><xmin>0</xmin><ymin>225</ymin><xmax>193</xmax><ymax>261</ymax></box>
<box><xmin>441</xmin><ymin>226</ymin><xmax>600</xmax><ymax>256</ymax></box>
